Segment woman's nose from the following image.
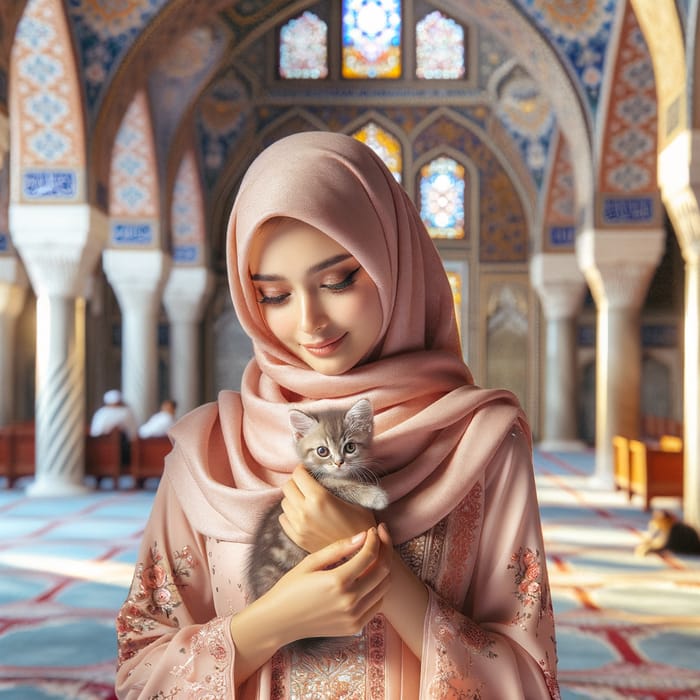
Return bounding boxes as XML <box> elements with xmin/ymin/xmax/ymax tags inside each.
<box><xmin>299</xmin><ymin>293</ymin><xmax>327</xmax><ymax>333</ymax></box>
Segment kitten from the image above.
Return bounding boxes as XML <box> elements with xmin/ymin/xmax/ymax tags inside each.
<box><xmin>246</xmin><ymin>398</ymin><xmax>388</xmax><ymax>654</ymax></box>
<box><xmin>635</xmin><ymin>509</ymin><xmax>700</xmax><ymax>556</ymax></box>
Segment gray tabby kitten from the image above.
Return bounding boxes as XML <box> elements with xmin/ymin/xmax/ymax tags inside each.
<box><xmin>246</xmin><ymin>398</ymin><xmax>388</xmax><ymax>654</ymax></box>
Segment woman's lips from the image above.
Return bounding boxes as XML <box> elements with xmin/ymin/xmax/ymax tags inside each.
<box><xmin>302</xmin><ymin>334</ymin><xmax>347</xmax><ymax>356</ymax></box>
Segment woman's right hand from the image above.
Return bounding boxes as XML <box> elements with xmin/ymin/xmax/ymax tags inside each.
<box><xmin>230</xmin><ymin>527</ymin><xmax>391</xmax><ymax>687</ymax></box>
<box><xmin>268</xmin><ymin>526</ymin><xmax>391</xmax><ymax>642</ymax></box>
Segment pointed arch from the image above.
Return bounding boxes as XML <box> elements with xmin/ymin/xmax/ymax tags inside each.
<box><xmin>596</xmin><ymin>1</ymin><xmax>660</xmax><ymax>228</ymax></box>
<box><xmin>10</xmin><ymin>0</ymin><xmax>86</xmax><ymax>203</ymax></box>
<box><xmin>629</xmin><ymin>0</ymin><xmax>686</xmax><ymax>145</ymax></box>
<box><xmin>414</xmin><ymin>111</ymin><xmax>528</xmax><ymax>262</ymax></box>
<box><xmin>109</xmin><ymin>90</ymin><xmax>160</xmax><ymax>247</ymax></box>
<box><xmin>171</xmin><ymin>149</ymin><xmax>206</xmax><ymax>266</ymax></box>
<box><xmin>540</xmin><ymin>129</ymin><xmax>575</xmax><ymax>252</ymax></box>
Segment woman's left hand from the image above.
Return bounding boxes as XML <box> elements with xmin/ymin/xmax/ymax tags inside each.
<box><xmin>279</xmin><ymin>465</ymin><xmax>378</xmax><ymax>552</ymax></box>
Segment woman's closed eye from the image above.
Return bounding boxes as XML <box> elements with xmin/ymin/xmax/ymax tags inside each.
<box><xmin>321</xmin><ymin>266</ymin><xmax>361</xmax><ymax>292</ymax></box>
<box><xmin>257</xmin><ymin>290</ymin><xmax>290</xmax><ymax>305</ymax></box>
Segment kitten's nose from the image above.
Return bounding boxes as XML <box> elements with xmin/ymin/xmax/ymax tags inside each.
<box><xmin>334</xmin><ymin>460</ymin><xmax>344</xmax><ymax>468</ymax></box>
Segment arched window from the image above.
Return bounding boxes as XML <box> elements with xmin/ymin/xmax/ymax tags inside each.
<box><xmin>416</xmin><ymin>11</ymin><xmax>465</xmax><ymax>79</ymax></box>
<box><xmin>342</xmin><ymin>0</ymin><xmax>401</xmax><ymax>79</ymax></box>
<box><xmin>352</xmin><ymin>123</ymin><xmax>402</xmax><ymax>181</ymax></box>
<box><xmin>279</xmin><ymin>11</ymin><xmax>328</xmax><ymax>79</ymax></box>
<box><xmin>420</xmin><ymin>156</ymin><xmax>465</xmax><ymax>238</ymax></box>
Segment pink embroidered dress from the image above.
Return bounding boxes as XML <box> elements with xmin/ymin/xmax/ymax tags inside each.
<box><xmin>115</xmin><ymin>132</ymin><xmax>560</xmax><ymax>699</ymax></box>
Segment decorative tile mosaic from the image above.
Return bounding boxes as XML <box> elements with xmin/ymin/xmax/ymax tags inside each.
<box><xmin>11</xmin><ymin>0</ymin><xmax>85</xmax><ymax>201</ymax></box>
<box><xmin>517</xmin><ymin>0</ymin><xmax>616</xmax><ymax>113</ymax></box>
<box><xmin>196</xmin><ymin>71</ymin><xmax>250</xmax><ymax>189</ymax></box>
<box><xmin>149</xmin><ymin>22</ymin><xmax>228</xmax><ymax>170</ymax></box>
<box><xmin>109</xmin><ymin>90</ymin><xmax>158</xmax><ymax>220</ymax></box>
<box><xmin>494</xmin><ymin>69</ymin><xmax>555</xmax><ymax>190</ymax></box>
<box><xmin>599</xmin><ymin>2</ymin><xmax>656</xmax><ymax>198</ymax></box>
<box><xmin>66</xmin><ymin>0</ymin><xmax>169</xmax><ymax>114</ymax></box>
<box><xmin>171</xmin><ymin>151</ymin><xmax>205</xmax><ymax>266</ymax></box>
<box><xmin>542</xmin><ymin>131</ymin><xmax>575</xmax><ymax>252</ymax></box>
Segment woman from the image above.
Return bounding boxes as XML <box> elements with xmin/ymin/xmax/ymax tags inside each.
<box><xmin>115</xmin><ymin>131</ymin><xmax>559</xmax><ymax>698</ymax></box>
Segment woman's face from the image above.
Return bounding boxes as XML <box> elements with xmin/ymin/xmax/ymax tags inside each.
<box><xmin>248</xmin><ymin>220</ymin><xmax>383</xmax><ymax>375</ymax></box>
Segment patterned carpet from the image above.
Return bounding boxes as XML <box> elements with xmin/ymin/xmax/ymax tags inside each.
<box><xmin>0</xmin><ymin>451</ymin><xmax>698</xmax><ymax>699</ymax></box>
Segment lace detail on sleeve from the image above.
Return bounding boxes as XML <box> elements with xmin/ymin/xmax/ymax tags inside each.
<box><xmin>168</xmin><ymin>616</ymin><xmax>233</xmax><ymax>699</ymax></box>
<box><xmin>427</xmin><ymin>595</ymin><xmax>497</xmax><ymax>699</ymax></box>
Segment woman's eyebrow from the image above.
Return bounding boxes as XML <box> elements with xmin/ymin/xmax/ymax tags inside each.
<box><xmin>307</xmin><ymin>253</ymin><xmax>353</xmax><ymax>274</ymax></box>
<box><xmin>251</xmin><ymin>253</ymin><xmax>353</xmax><ymax>281</ymax></box>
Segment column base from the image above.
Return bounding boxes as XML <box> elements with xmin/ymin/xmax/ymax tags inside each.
<box><xmin>26</xmin><ymin>477</ymin><xmax>90</xmax><ymax>497</ymax></box>
<box><xmin>587</xmin><ymin>473</ymin><xmax>617</xmax><ymax>491</ymax></box>
<box><xmin>537</xmin><ymin>439</ymin><xmax>588</xmax><ymax>452</ymax></box>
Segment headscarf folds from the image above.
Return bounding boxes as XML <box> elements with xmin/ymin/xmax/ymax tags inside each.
<box><xmin>168</xmin><ymin>131</ymin><xmax>529</xmax><ymax>544</ymax></box>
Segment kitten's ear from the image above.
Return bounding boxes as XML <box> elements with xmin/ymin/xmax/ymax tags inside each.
<box><xmin>346</xmin><ymin>398</ymin><xmax>373</xmax><ymax>433</ymax></box>
<box><xmin>289</xmin><ymin>409</ymin><xmax>318</xmax><ymax>441</ymax></box>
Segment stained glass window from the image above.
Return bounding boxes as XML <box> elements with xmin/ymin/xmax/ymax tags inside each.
<box><xmin>416</xmin><ymin>11</ymin><xmax>465</xmax><ymax>80</ymax></box>
<box><xmin>342</xmin><ymin>0</ymin><xmax>401</xmax><ymax>79</ymax></box>
<box><xmin>420</xmin><ymin>157</ymin><xmax>465</xmax><ymax>238</ymax></box>
<box><xmin>353</xmin><ymin>123</ymin><xmax>402</xmax><ymax>182</ymax></box>
<box><xmin>279</xmin><ymin>11</ymin><xmax>328</xmax><ymax>79</ymax></box>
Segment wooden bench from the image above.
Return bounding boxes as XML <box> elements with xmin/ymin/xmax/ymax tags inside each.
<box><xmin>628</xmin><ymin>438</ymin><xmax>684</xmax><ymax>510</ymax></box>
<box><xmin>130</xmin><ymin>436</ymin><xmax>172</xmax><ymax>487</ymax></box>
<box><xmin>612</xmin><ymin>435</ymin><xmax>630</xmax><ymax>492</ymax></box>
<box><xmin>85</xmin><ymin>429</ymin><xmax>123</xmax><ymax>487</ymax></box>
<box><xmin>0</xmin><ymin>426</ymin><xmax>14</xmax><ymax>486</ymax></box>
<box><xmin>12</xmin><ymin>422</ymin><xmax>36</xmax><ymax>485</ymax></box>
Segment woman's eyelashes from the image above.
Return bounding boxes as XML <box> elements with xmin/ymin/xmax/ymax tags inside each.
<box><xmin>256</xmin><ymin>266</ymin><xmax>362</xmax><ymax>304</ymax></box>
<box><xmin>257</xmin><ymin>291</ymin><xmax>289</xmax><ymax>305</ymax></box>
<box><xmin>321</xmin><ymin>266</ymin><xmax>361</xmax><ymax>292</ymax></box>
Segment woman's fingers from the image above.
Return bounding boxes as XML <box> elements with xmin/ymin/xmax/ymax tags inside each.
<box><xmin>298</xmin><ymin>529</ymin><xmax>368</xmax><ymax>572</ymax></box>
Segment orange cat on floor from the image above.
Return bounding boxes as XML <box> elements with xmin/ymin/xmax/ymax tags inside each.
<box><xmin>635</xmin><ymin>510</ymin><xmax>700</xmax><ymax>556</ymax></box>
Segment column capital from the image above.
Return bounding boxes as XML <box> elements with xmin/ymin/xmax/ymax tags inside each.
<box><xmin>530</xmin><ymin>253</ymin><xmax>587</xmax><ymax>319</ymax></box>
<box><xmin>576</xmin><ymin>228</ymin><xmax>665</xmax><ymax>310</ymax></box>
<box><xmin>163</xmin><ymin>266</ymin><xmax>214</xmax><ymax>323</ymax></box>
<box><xmin>9</xmin><ymin>203</ymin><xmax>108</xmax><ymax>298</ymax></box>
<box><xmin>103</xmin><ymin>249</ymin><xmax>172</xmax><ymax>312</ymax></box>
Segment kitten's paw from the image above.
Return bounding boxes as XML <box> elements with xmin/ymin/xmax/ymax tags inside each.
<box><xmin>369</xmin><ymin>489</ymin><xmax>389</xmax><ymax>510</ymax></box>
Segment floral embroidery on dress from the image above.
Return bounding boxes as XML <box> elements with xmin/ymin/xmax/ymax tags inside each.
<box><xmin>289</xmin><ymin>637</ymin><xmax>367</xmax><ymax>700</ymax></box>
<box><xmin>169</xmin><ymin>616</ymin><xmax>232</xmax><ymax>699</ymax></box>
<box><xmin>116</xmin><ymin>542</ymin><xmax>198</xmax><ymax>665</ymax></box>
<box><xmin>508</xmin><ymin>546</ymin><xmax>547</xmax><ymax>631</ymax></box>
<box><xmin>428</xmin><ymin>595</ymin><xmax>496</xmax><ymax>699</ymax></box>
<box><xmin>438</xmin><ymin>482</ymin><xmax>482</xmax><ymax>606</ymax></box>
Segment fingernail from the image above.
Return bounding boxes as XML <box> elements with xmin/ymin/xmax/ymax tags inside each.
<box><xmin>351</xmin><ymin>532</ymin><xmax>365</xmax><ymax>544</ymax></box>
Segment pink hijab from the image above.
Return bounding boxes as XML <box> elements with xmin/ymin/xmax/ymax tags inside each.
<box><xmin>168</xmin><ymin>131</ymin><xmax>529</xmax><ymax>544</ymax></box>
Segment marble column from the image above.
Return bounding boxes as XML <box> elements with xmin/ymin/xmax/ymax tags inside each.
<box><xmin>0</xmin><ymin>113</ymin><xmax>8</xmax><ymax>167</ymax></box>
<box><xmin>659</xmin><ymin>129</ymin><xmax>700</xmax><ymax>528</ymax></box>
<box><xmin>577</xmin><ymin>228</ymin><xmax>664</xmax><ymax>488</ymax></box>
<box><xmin>530</xmin><ymin>253</ymin><xmax>587</xmax><ymax>451</ymax></box>
<box><xmin>103</xmin><ymin>249</ymin><xmax>171</xmax><ymax>426</ymax></box>
<box><xmin>163</xmin><ymin>266</ymin><xmax>213</xmax><ymax>417</ymax></box>
<box><xmin>9</xmin><ymin>203</ymin><xmax>107</xmax><ymax>495</ymax></box>
<box><xmin>0</xmin><ymin>258</ymin><xmax>28</xmax><ymax>425</ymax></box>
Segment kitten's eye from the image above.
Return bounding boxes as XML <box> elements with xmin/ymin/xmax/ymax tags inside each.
<box><xmin>344</xmin><ymin>442</ymin><xmax>357</xmax><ymax>455</ymax></box>
<box><xmin>316</xmin><ymin>446</ymin><xmax>330</xmax><ymax>458</ymax></box>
